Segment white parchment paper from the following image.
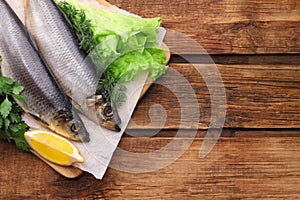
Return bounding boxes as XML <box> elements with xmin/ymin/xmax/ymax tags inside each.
<box><xmin>72</xmin><ymin>71</ymin><xmax>149</xmax><ymax>179</ymax></box>
<box><xmin>23</xmin><ymin>71</ymin><xmax>149</xmax><ymax>179</ymax></box>
<box><xmin>10</xmin><ymin>0</ymin><xmax>166</xmax><ymax>179</ymax></box>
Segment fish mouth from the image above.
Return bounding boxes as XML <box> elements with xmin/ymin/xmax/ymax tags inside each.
<box><xmin>95</xmin><ymin>103</ymin><xmax>121</xmax><ymax>132</ymax></box>
<box><xmin>87</xmin><ymin>89</ymin><xmax>122</xmax><ymax>132</ymax></box>
<box><xmin>100</xmin><ymin>120</ymin><xmax>121</xmax><ymax>132</ymax></box>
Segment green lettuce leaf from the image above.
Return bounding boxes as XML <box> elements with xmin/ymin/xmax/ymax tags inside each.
<box><xmin>64</xmin><ymin>0</ymin><xmax>167</xmax><ymax>81</ymax></box>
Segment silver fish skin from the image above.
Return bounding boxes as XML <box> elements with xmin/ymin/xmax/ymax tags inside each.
<box><xmin>0</xmin><ymin>0</ymin><xmax>90</xmax><ymax>142</ymax></box>
<box><xmin>25</xmin><ymin>0</ymin><xmax>121</xmax><ymax>131</ymax></box>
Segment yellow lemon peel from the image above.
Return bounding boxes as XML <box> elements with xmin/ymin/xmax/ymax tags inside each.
<box><xmin>24</xmin><ymin>130</ymin><xmax>84</xmax><ymax>166</ymax></box>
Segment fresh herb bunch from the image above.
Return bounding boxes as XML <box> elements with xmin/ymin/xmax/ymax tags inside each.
<box><xmin>0</xmin><ymin>75</ymin><xmax>30</xmax><ymax>151</ymax></box>
<box><xmin>58</xmin><ymin>1</ymin><xmax>97</xmax><ymax>53</ymax></box>
<box><xmin>58</xmin><ymin>1</ymin><xmax>126</xmax><ymax>106</ymax></box>
<box><xmin>98</xmin><ymin>70</ymin><xmax>127</xmax><ymax>107</ymax></box>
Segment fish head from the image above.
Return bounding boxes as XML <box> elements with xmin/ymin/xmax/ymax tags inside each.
<box><xmin>87</xmin><ymin>89</ymin><xmax>121</xmax><ymax>132</ymax></box>
<box><xmin>50</xmin><ymin>110</ymin><xmax>90</xmax><ymax>142</ymax></box>
<box><xmin>96</xmin><ymin>101</ymin><xmax>121</xmax><ymax>132</ymax></box>
<box><xmin>65</xmin><ymin>117</ymin><xmax>90</xmax><ymax>142</ymax></box>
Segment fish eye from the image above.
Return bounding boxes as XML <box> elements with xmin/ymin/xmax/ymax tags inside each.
<box><xmin>70</xmin><ymin>123</ymin><xmax>80</xmax><ymax>133</ymax></box>
<box><xmin>104</xmin><ymin>106</ymin><xmax>113</xmax><ymax>117</ymax></box>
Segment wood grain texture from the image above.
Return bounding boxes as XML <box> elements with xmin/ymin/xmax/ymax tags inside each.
<box><xmin>108</xmin><ymin>0</ymin><xmax>300</xmax><ymax>54</ymax></box>
<box><xmin>1</xmin><ymin>132</ymin><xmax>300</xmax><ymax>199</ymax></box>
<box><xmin>1</xmin><ymin>0</ymin><xmax>299</xmax><ymax>199</ymax></box>
<box><xmin>171</xmin><ymin>54</ymin><xmax>300</xmax><ymax>65</ymax></box>
<box><xmin>128</xmin><ymin>63</ymin><xmax>300</xmax><ymax>129</ymax></box>
<box><xmin>30</xmin><ymin>150</ymin><xmax>83</xmax><ymax>179</ymax></box>
<box><xmin>123</xmin><ymin>129</ymin><xmax>300</xmax><ymax>138</ymax></box>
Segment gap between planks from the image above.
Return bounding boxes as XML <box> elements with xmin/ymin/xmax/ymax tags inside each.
<box><xmin>128</xmin><ymin>63</ymin><xmax>300</xmax><ymax>130</ymax></box>
<box><xmin>2</xmin><ymin>135</ymin><xmax>300</xmax><ymax>199</ymax></box>
<box><xmin>109</xmin><ymin>0</ymin><xmax>300</xmax><ymax>54</ymax></box>
<box><xmin>170</xmin><ymin>54</ymin><xmax>300</xmax><ymax>65</ymax></box>
<box><xmin>122</xmin><ymin>128</ymin><xmax>300</xmax><ymax>138</ymax></box>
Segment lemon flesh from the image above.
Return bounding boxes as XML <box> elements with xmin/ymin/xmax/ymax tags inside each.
<box><xmin>25</xmin><ymin>130</ymin><xmax>84</xmax><ymax>166</ymax></box>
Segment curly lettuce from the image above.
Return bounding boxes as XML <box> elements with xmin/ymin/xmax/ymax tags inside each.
<box><xmin>60</xmin><ymin>0</ymin><xmax>167</xmax><ymax>82</ymax></box>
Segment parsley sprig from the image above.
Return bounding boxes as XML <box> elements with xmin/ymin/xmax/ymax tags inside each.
<box><xmin>0</xmin><ymin>74</ymin><xmax>30</xmax><ymax>151</ymax></box>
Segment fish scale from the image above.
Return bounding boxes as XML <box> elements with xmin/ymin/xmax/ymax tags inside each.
<box><xmin>25</xmin><ymin>0</ymin><xmax>121</xmax><ymax>131</ymax></box>
<box><xmin>25</xmin><ymin>0</ymin><xmax>99</xmax><ymax>106</ymax></box>
<box><xmin>0</xmin><ymin>7</ymin><xmax>63</xmax><ymax>119</ymax></box>
<box><xmin>0</xmin><ymin>0</ymin><xmax>90</xmax><ymax>142</ymax></box>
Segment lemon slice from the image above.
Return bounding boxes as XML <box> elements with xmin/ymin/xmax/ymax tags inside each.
<box><xmin>24</xmin><ymin>130</ymin><xmax>84</xmax><ymax>166</ymax></box>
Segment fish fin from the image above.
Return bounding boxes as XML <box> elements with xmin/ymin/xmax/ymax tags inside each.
<box><xmin>14</xmin><ymin>97</ymin><xmax>29</xmax><ymax>113</ymax></box>
<box><xmin>27</xmin><ymin>112</ymin><xmax>50</xmax><ymax>127</ymax></box>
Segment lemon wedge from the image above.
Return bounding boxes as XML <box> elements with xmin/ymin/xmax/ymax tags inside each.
<box><xmin>24</xmin><ymin>130</ymin><xmax>84</xmax><ymax>166</ymax></box>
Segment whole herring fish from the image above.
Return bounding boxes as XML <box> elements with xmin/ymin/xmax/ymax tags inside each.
<box><xmin>25</xmin><ymin>0</ymin><xmax>121</xmax><ymax>131</ymax></box>
<box><xmin>0</xmin><ymin>0</ymin><xmax>90</xmax><ymax>142</ymax></box>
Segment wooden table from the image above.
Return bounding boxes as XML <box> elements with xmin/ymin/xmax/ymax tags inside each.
<box><xmin>1</xmin><ymin>0</ymin><xmax>300</xmax><ymax>199</ymax></box>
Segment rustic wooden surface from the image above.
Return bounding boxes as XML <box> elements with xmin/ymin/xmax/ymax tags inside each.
<box><xmin>1</xmin><ymin>0</ymin><xmax>300</xmax><ymax>199</ymax></box>
<box><xmin>128</xmin><ymin>63</ymin><xmax>300</xmax><ymax>129</ymax></box>
<box><xmin>112</xmin><ymin>0</ymin><xmax>300</xmax><ymax>54</ymax></box>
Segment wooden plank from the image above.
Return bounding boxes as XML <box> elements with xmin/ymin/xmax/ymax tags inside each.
<box><xmin>1</xmin><ymin>133</ymin><xmax>300</xmax><ymax>199</ymax></box>
<box><xmin>109</xmin><ymin>0</ymin><xmax>300</xmax><ymax>54</ymax></box>
<box><xmin>30</xmin><ymin>150</ymin><xmax>83</xmax><ymax>179</ymax></box>
<box><xmin>171</xmin><ymin>54</ymin><xmax>300</xmax><ymax>65</ymax></box>
<box><xmin>234</xmin><ymin>129</ymin><xmax>300</xmax><ymax>138</ymax></box>
<box><xmin>123</xmin><ymin>129</ymin><xmax>300</xmax><ymax>138</ymax></box>
<box><xmin>128</xmin><ymin>63</ymin><xmax>300</xmax><ymax>129</ymax></box>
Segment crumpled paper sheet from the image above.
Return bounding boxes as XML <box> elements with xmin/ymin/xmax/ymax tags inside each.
<box><xmin>23</xmin><ymin>71</ymin><xmax>148</xmax><ymax>179</ymax></box>
<box><xmin>9</xmin><ymin>0</ymin><xmax>166</xmax><ymax>179</ymax></box>
<box><xmin>73</xmin><ymin>72</ymin><xmax>150</xmax><ymax>178</ymax></box>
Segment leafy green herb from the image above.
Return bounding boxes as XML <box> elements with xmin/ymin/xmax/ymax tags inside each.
<box><xmin>58</xmin><ymin>1</ymin><xmax>97</xmax><ymax>53</ymax></box>
<box><xmin>67</xmin><ymin>0</ymin><xmax>167</xmax><ymax>81</ymax></box>
<box><xmin>58</xmin><ymin>0</ymin><xmax>168</xmax><ymax>107</ymax></box>
<box><xmin>58</xmin><ymin>1</ymin><xmax>126</xmax><ymax>106</ymax></box>
<box><xmin>97</xmin><ymin>70</ymin><xmax>127</xmax><ymax>107</ymax></box>
<box><xmin>0</xmin><ymin>76</ymin><xmax>30</xmax><ymax>151</ymax></box>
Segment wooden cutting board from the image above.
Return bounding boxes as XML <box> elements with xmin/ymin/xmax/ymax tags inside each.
<box><xmin>33</xmin><ymin>0</ymin><xmax>170</xmax><ymax>178</ymax></box>
<box><xmin>33</xmin><ymin>45</ymin><xmax>170</xmax><ymax>178</ymax></box>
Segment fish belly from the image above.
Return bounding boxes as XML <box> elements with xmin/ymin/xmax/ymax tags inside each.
<box><xmin>25</xmin><ymin>0</ymin><xmax>99</xmax><ymax>108</ymax></box>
